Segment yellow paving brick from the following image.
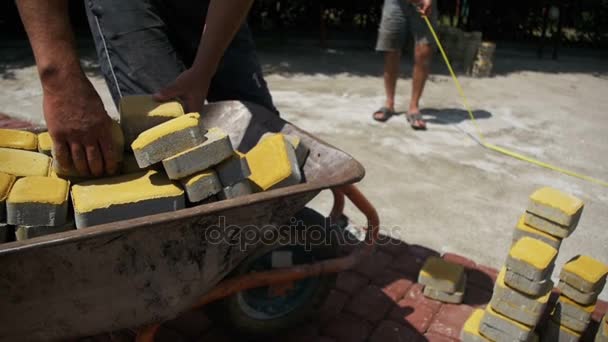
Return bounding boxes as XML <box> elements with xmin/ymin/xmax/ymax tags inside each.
<box><xmin>419</xmin><ymin>256</ymin><xmax>466</xmax><ymax>293</ymax></box>
<box><xmin>37</xmin><ymin>132</ymin><xmax>53</xmax><ymax>155</ymax></box>
<box><xmin>0</xmin><ymin>172</ymin><xmax>16</xmax><ymax>202</ymax></box>
<box><xmin>0</xmin><ymin>128</ymin><xmax>38</xmax><ymax>151</ymax></box>
<box><xmin>247</xmin><ymin>134</ymin><xmax>301</xmax><ymax>191</ymax></box>
<box><xmin>0</xmin><ymin>148</ymin><xmax>51</xmax><ymax>177</ymax></box>
<box><xmin>261</xmin><ymin>132</ymin><xmax>309</xmax><ymax>167</ymax></box>
<box><xmin>496</xmin><ymin>267</ymin><xmax>551</xmax><ymax>305</ymax></box>
<box><xmin>561</xmin><ymin>255</ymin><xmax>608</xmax><ymax>291</ymax></box>
<box><xmin>71</xmin><ymin>170</ymin><xmax>184</xmax><ymax>228</ymax></box>
<box><xmin>8</xmin><ymin>176</ymin><xmax>69</xmax><ymax>205</ymax></box>
<box><xmin>7</xmin><ymin>176</ymin><xmax>70</xmax><ymax>227</ymax></box>
<box><xmin>119</xmin><ymin>95</ymin><xmax>185</xmax><ymax>145</ymax></box>
<box><xmin>509</xmin><ymin>237</ymin><xmax>557</xmax><ymax>271</ymax></box>
<box><xmin>461</xmin><ymin>309</ymin><xmax>490</xmax><ymax>341</ymax></box>
<box><xmin>513</xmin><ymin>215</ymin><xmax>561</xmax><ymax>249</ymax></box>
<box><xmin>528</xmin><ymin>187</ymin><xmax>583</xmax><ymax>226</ymax></box>
<box><xmin>131</xmin><ymin>112</ymin><xmax>201</xmax><ymax>150</ymax></box>
<box><xmin>72</xmin><ymin>170</ymin><xmax>183</xmax><ymax>214</ymax></box>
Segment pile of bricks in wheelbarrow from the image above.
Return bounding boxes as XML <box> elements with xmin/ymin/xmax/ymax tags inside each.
<box><xmin>0</xmin><ymin>95</ymin><xmax>309</xmax><ymax>242</ymax></box>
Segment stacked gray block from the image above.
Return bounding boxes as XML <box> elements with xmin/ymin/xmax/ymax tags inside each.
<box><xmin>505</xmin><ymin>269</ymin><xmax>554</xmax><ymax>296</ymax></box>
<box><xmin>162</xmin><ymin>128</ymin><xmax>233</xmax><ymax>180</ymax></box>
<box><xmin>523</xmin><ymin>212</ymin><xmax>572</xmax><ymax>238</ymax></box>
<box><xmin>215</xmin><ymin>153</ymin><xmax>251</xmax><ymax>187</ymax></box>
<box><xmin>558</xmin><ymin>280</ymin><xmax>601</xmax><ymax>306</ymax></box>
<box><xmin>181</xmin><ymin>171</ymin><xmax>222</xmax><ymax>203</ymax></box>
<box><xmin>15</xmin><ymin>222</ymin><xmax>75</xmax><ymax>240</ymax></box>
<box><xmin>218</xmin><ymin>179</ymin><xmax>253</xmax><ymax>200</ymax></box>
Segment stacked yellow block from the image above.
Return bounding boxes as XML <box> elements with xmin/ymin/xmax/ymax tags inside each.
<box><xmin>546</xmin><ymin>255</ymin><xmax>607</xmax><ymax>341</ymax></box>
<box><xmin>1</xmin><ymin>96</ymin><xmax>309</xmax><ymax>240</ymax></box>
<box><xmin>418</xmin><ymin>256</ymin><xmax>466</xmax><ymax>304</ymax></box>
<box><xmin>462</xmin><ymin>187</ymin><xmax>588</xmax><ymax>342</ymax></box>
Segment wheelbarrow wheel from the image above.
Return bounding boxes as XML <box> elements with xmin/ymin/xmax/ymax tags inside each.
<box><xmin>207</xmin><ymin>207</ymin><xmax>338</xmax><ymax>337</ymax></box>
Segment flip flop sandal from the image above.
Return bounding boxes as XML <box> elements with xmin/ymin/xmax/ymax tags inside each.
<box><xmin>372</xmin><ymin>107</ymin><xmax>395</xmax><ymax>122</ymax></box>
<box><xmin>406</xmin><ymin>112</ymin><xmax>427</xmax><ymax>130</ymax></box>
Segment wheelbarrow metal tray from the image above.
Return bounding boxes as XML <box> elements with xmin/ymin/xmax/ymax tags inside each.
<box><xmin>0</xmin><ymin>101</ymin><xmax>365</xmax><ymax>341</ymax></box>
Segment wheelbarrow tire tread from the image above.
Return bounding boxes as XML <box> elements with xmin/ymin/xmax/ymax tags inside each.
<box><xmin>206</xmin><ymin>208</ymin><xmax>338</xmax><ymax>338</ymax></box>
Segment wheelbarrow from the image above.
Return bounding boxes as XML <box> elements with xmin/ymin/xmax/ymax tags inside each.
<box><xmin>0</xmin><ymin>101</ymin><xmax>379</xmax><ymax>341</ymax></box>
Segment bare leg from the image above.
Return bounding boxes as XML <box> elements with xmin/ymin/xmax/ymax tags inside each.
<box><xmin>410</xmin><ymin>43</ymin><xmax>433</xmax><ymax>114</ymax></box>
<box><xmin>409</xmin><ymin>43</ymin><xmax>433</xmax><ymax>113</ymax></box>
<box><xmin>383</xmin><ymin>50</ymin><xmax>401</xmax><ymax>111</ymax></box>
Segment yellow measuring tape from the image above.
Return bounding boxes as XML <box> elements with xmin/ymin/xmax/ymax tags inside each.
<box><xmin>422</xmin><ymin>16</ymin><xmax>608</xmax><ymax>187</ymax></box>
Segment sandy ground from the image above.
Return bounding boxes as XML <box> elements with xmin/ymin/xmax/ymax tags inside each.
<box><xmin>1</xmin><ymin>42</ymin><xmax>607</xmax><ymax>299</ymax></box>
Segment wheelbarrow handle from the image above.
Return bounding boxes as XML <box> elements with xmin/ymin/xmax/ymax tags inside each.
<box><xmin>136</xmin><ymin>184</ymin><xmax>379</xmax><ymax>342</ymax></box>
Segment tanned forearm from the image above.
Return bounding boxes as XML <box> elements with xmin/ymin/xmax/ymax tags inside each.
<box><xmin>16</xmin><ymin>0</ymin><xmax>84</xmax><ymax>90</ymax></box>
<box><xmin>191</xmin><ymin>0</ymin><xmax>254</xmax><ymax>76</ymax></box>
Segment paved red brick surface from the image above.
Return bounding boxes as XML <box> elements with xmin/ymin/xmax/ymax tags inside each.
<box><xmin>87</xmin><ymin>242</ymin><xmax>607</xmax><ymax>342</ymax></box>
<box><xmin>1</xmin><ymin>116</ymin><xmax>606</xmax><ymax>341</ymax></box>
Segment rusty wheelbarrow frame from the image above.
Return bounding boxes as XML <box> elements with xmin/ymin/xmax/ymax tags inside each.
<box><xmin>0</xmin><ymin>101</ymin><xmax>378</xmax><ymax>341</ymax></box>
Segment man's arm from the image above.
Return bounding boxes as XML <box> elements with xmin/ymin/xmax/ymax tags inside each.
<box><xmin>154</xmin><ymin>0</ymin><xmax>254</xmax><ymax>112</ymax></box>
<box><xmin>16</xmin><ymin>0</ymin><xmax>117</xmax><ymax>176</ymax></box>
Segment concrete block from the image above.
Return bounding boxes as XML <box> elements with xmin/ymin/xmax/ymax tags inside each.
<box><xmin>505</xmin><ymin>267</ymin><xmax>554</xmax><ymax>296</ymax></box>
<box><xmin>7</xmin><ymin>176</ymin><xmax>70</xmax><ymax>227</ymax></box>
<box><xmin>422</xmin><ymin>276</ymin><xmax>465</xmax><ymax>303</ymax></box>
<box><xmin>180</xmin><ymin>170</ymin><xmax>222</xmax><ymax>203</ymax></box>
<box><xmin>53</xmin><ymin>121</ymin><xmax>125</xmax><ymax>177</ymax></box>
<box><xmin>215</xmin><ymin>151</ymin><xmax>251</xmax><ymax>187</ymax></box>
<box><xmin>132</xmin><ymin>113</ymin><xmax>207</xmax><ymax>168</ymax></box>
<box><xmin>524</xmin><ymin>212</ymin><xmax>572</xmax><ymax>238</ymax></box>
<box><xmin>480</xmin><ymin>305</ymin><xmax>535</xmax><ymax>341</ymax></box>
<box><xmin>560</xmin><ymin>255</ymin><xmax>608</xmax><ymax>293</ymax></box>
<box><xmin>527</xmin><ymin>187</ymin><xmax>583</xmax><ymax>228</ymax></box>
<box><xmin>119</xmin><ymin>95</ymin><xmax>185</xmax><ymax>146</ymax></box>
<box><xmin>513</xmin><ymin>215</ymin><xmax>562</xmax><ymax>250</ymax></box>
<box><xmin>0</xmin><ymin>224</ymin><xmax>13</xmax><ymax>243</ymax></box>
<box><xmin>37</xmin><ymin>132</ymin><xmax>53</xmax><ymax>156</ymax></box>
<box><xmin>218</xmin><ymin>179</ymin><xmax>253</xmax><ymax>200</ymax></box>
<box><xmin>595</xmin><ymin>314</ymin><xmax>607</xmax><ymax>342</ymax></box>
<box><xmin>558</xmin><ymin>280</ymin><xmax>601</xmax><ymax>306</ymax></box>
<box><xmin>490</xmin><ymin>297</ymin><xmax>544</xmax><ymax>327</ymax></box>
<box><xmin>492</xmin><ymin>268</ymin><xmax>551</xmax><ymax>325</ymax></box>
<box><xmin>418</xmin><ymin>256</ymin><xmax>466</xmax><ymax>293</ymax></box>
<box><xmin>247</xmin><ymin>134</ymin><xmax>301</xmax><ymax>191</ymax></box>
<box><xmin>71</xmin><ymin>170</ymin><xmax>184</xmax><ymax>228</ymax></box>
<box><xmin>461</xmin><ymin>309</ymin><xmax>492</xmax><ymax>342</ymax></box>
<box><xmin>162</xmin><ymin>127</ymin><xmax>233</xmax><ymax>180</ymax></box>
<box><xmin>0</xmin><ymin>172</ymin><xmax>17</xmax><ymax>222</ymax></box>
<box><xmin>261</xmin><ymin>132</ymin><xmax>310</xmax><ymax>167</ymax></box>
<box><xmin>551</xmin><ymin>295</ymin><xmax>594</xmax><ymax>332</ymax></box>
<box><xmin>0</xmin><ymin>128</ymin><xmax>37</xmax><ymax>151</ymax></box>
<box><xmin>0</xmin><ymin>148</ymin><xmax>51</xmax><ymax>177</ymax></box>
<box><xmin>15</xmin><ymin>222</ymin><xmax>75</xmax><ymax>240</ymax></box>
<box><xmin>542</xmin><ymin>319</ymin><xmax>581</xmax><ymax>342</ymax></box>
<box><xmin>506</xmin><ymin>237</ymin><xmax>557</xmax><ymax>282</ymax></box>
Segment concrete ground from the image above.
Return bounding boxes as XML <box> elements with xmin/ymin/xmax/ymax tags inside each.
<box><xmin>1</xmin><ymin>41</ymin><xmax>607</xmax><ymax>301</ymax></box>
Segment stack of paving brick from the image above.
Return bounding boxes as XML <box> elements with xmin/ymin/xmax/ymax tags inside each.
<box><xmin>462</xmin><ymin>187</ymin><xmax>586</xmax><ymax>342</ymax></box>
<box><xmin>71</xmin><ymin>96</ymin><xmax>308</xmax><ymax>229</ymax></box>
<box><xmin>418</xmin><ymin>256</ymin><xmax>467</xmax><ymax>304</ymax></box>
<box><xmin>0</xmin><ymin>128</ymin><xmax>75</xmax><ymax>241</ymax></box>
<box><xmin>1</xmin><ymin>95</ymin><xmax>310</xmax><ymax>240</ymax></box>
<box><xmin>545</xmin><ymin>255</ymin><xmax>608</xmax><ymax>341</ymax></box>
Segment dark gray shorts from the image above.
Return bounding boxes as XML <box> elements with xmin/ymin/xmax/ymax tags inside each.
<box><xmin>376</xmin><ymin>0</ymin><xmax>439</xmax><ymax>51</ymax></box>
<box><xmin>85</xmin><ymin>0</ymin><xmax>276</xmax><ymax>113</ymax></box>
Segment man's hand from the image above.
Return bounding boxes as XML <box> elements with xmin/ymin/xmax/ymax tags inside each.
<box><xmin>17</xmin><ymin>0</ymin><xmax>118</xmax><ymax>177</ymax></box>
<box><xmin>43</xmin><ymin>74</ymin><xmax>118</xmax><ymax>177</ymax></box>
<box><xmin>154</xmin><ymin>0</ymin><xmax>254</xmax><ymax>113</ymax></box>
<box><xmin>153</xmin><ymin>67</ymin><xmax>211</xmax><ymax>113</ymax></box>
<box><xmin>410</xmin><ymin>0</ymin><xmax>433</xmax><ymax>16</ymax></box>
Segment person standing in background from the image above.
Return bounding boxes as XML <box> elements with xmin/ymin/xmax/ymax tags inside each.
<box><xmin>372</xmin><ymin>0</ymin><xmax>437</xmax><ymax>130</ymax></box>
